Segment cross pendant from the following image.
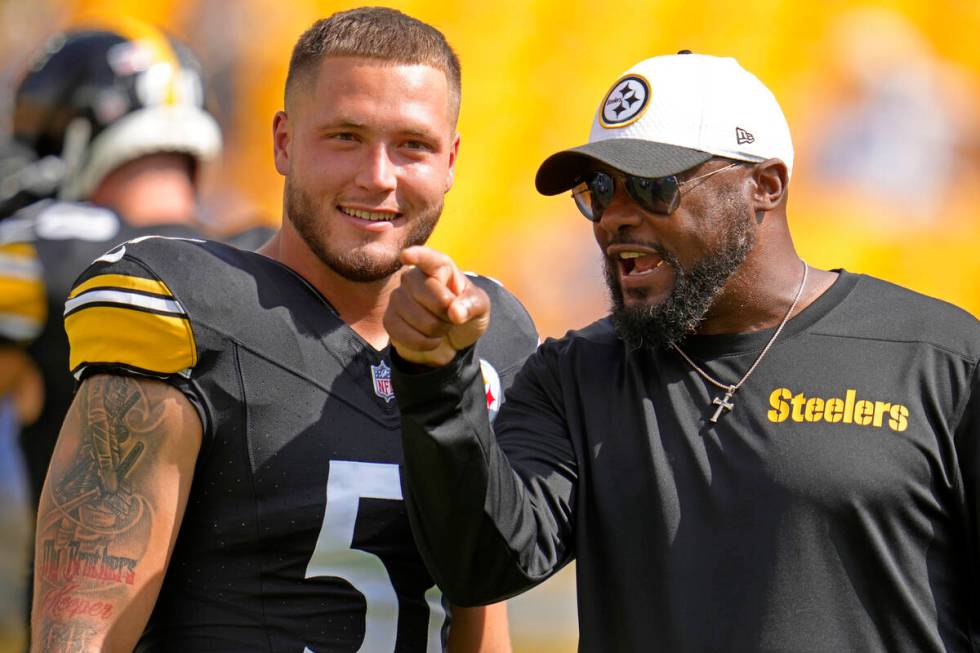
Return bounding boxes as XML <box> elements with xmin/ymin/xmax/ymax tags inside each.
<box><xmin>710</xmin><ymin>388</ymin><xmax>735</xmax><ymax>423</ymax></box>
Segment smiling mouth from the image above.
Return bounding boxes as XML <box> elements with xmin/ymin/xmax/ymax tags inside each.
<box><xmin>339</xmin><ymin>206</ymin><xmax>402</xmax><ymax>222</ymax></box>
<box><xmin>616</xmin><ymin>250</ymin><xmax>666</xmax><ymax>276</ymax></box>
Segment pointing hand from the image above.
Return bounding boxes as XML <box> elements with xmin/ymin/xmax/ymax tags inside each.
<box><xmin>384</xmin><ymin>246</ymin><xmax>491</xmax><ymax>367</ymax></box>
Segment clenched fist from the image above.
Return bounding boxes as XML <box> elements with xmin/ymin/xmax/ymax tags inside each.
<box><xmin>384</xmin><ymin>246</ymin><xmax>491</xmax><ymax>367</ymax></box>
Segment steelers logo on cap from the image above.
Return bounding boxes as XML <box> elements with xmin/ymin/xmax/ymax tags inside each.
<box><xmin>599</xmin><ymin>74</ymin><xmax>650</xmax><ymax>128</ymax></box>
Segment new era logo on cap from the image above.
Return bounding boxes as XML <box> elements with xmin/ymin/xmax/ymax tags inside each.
<box><xmin>736</xmin><ymin>127</ymin><xmax>755</xmax><ymax>145</ymax></box>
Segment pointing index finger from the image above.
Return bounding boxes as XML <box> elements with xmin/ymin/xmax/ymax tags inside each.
<box><xmin>401</xmin><ymin>246</ymin><xmax>466</xmax><ymax>294</ymax></box>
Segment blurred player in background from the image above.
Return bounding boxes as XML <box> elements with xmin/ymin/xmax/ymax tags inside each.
<box><xmin>31</xmin><ymin>7</ymin><xmax>534</xmax><ymax>651</ymax></box>
<box><xmin>0</xmin><ymin>19</ymin><xmax>274</xmax><ymax>510</ymax></box>
<box><xmin>0</xmin><ymin>20</ymin><xmax>271</xmax><ymax>649</ymax></box>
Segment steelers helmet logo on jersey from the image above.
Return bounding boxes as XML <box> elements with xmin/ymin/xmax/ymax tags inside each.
<box><xmin>600</xmin><ymin>75</ymin><xmax>650</xmax><ymax>128</ymax></box>
<box><xmin>480</xmin><ymin>359</ymin><xmax>502</xmax><ymax>423</ymax></box>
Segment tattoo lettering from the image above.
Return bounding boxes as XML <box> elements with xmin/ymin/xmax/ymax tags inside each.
<box><xmin>36</xmin><ymin>375</ymin><xmax>168</xmax><ymax>635</ymax></box>
<box><xmin>38</xmin><ymin>622</ymin><xmax>101</xmax><ymax>653</ymax></box>
<box><xmin>40</xmin><ymin>540</ymin><xmax>137</xmax><ymax>586</ymax></box>
<box><xmin>42</xmin><ymin>583</ymin><xmax>113</xmax><ymax>620</ymax></box>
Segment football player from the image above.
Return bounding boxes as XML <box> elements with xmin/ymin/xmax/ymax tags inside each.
<box><xmin>0</xmin><ymin>19</ymin><xmax>276</xmax><ymax>512</ymax></box>
<box><xmin>0</xmin><ymin>20</ymin><xmax>222</xmax><ymax>508</ymax></box>
<box><xmin>31</xmin><ymin>8</ymin><xmax>536</xmax><ymax>652</ymax></box>
<box><xmin>0</xmin><ymin>20</ymin><xmax>249</xmax><ymax>650</ymax></box>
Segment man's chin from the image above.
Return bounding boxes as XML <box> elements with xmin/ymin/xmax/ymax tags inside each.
<box><xmin>607</xmin><ymin>280</ymin><xmax>698</xmax><ymax>350</ymax></box>
<box><xmin>327</xmin><ymin>251</ymin><xmax>403</xmax><ymax>283</ymax></box>
<box><xmin>610</xmin><ymin>305</ymin><xmax>680</xmax><ymax>351</ymax></box>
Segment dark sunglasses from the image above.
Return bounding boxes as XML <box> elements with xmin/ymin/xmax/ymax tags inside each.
<box><xmin>571</xmin><ymin>162</ymin><xmax>740</xmax><ymax>222</ymax></box>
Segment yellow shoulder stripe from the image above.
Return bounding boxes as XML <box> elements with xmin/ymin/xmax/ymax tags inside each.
<box><xmin>66</xmin><ymin>305</ymin><xmax>196</xmax><ymax>375</ymax></box>
<box><xmin>0</xmin><ymin>243</ymin><xmax>38</xmax><ymax>259</ymax></box>
<box><xmin>69</xmin><ymin>273</ymin><xmax>173</xmax><ymax>300</ymax></box>
<box><xmin>0</xmin><ymin>276</ymin><xmax>46</xmax><ymax>322</ymax></box>
<box><xmin>0</xmin><ymin>242</ymin><xmax>46</xmax><ymax>340</ymax></box>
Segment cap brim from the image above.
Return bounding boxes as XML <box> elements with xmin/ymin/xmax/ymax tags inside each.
<box><xmin>535</xmin><ymin>139</ymin><xmax>714</xmax><ymax>195</ymax></box>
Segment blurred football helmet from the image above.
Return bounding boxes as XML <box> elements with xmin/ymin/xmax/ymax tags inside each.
<box><xmin>0</xmin><ymin>21</ymin><xmax>222</xmax><ymax>215</ymax></box>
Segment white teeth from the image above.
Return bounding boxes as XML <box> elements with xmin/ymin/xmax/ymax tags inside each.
<box><xmin>615</xmin><ymin>251</ymin><xmax>666</xmax><ymax>270</ymax></box>
<box><xmin>341</xmin><ymin>207</ymin><xmax>397</xmax><ymax>221</ymax></box>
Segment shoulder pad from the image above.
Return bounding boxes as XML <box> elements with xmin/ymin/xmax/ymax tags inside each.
<box><xmin>29</xmin><ymin>201</ymin><xmax>122</xmax><ymax>243</ymax></box>
<box><xmin>94</xmin><ymin>232</ymin><xmax>207</xmax><ymax>263</ymax></box>
<box><xmin>465</xmin><ymin>273</ymin><xmax>539</xmax><ymax>401</ymax></box>
<box><xmin>65</xmin><ymin>246</ymin><xmax>197</xmax><ymax>377</ymax></box>
<box><xmin>1</xmin><ymin>200</ymin><xmax>123</xmax><ymax>246</ymax></box>
<box><xmin>0</xmin><ymin>241</ymin><xmax>46</xmax><ymax>343</ymax></box>
<box><xmin>0</xmin><ymin>216</ymin><xmax>35</xmax><ymax>246</ymax></box>
<box><xmin>467</xmin><ymin>273</ymin><xmax>539</xmax><ymax>344</ymax></box>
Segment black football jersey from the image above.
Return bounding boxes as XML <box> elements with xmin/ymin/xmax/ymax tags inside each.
<box><xmin>0</xmin><ymin>200</ymin><xmax>204</xmax><ymax>506</ymax></box>
<box><xmin>64</xmin><ymin>236</ymin><xmax>538</xmax><ymax>651</ymax></box>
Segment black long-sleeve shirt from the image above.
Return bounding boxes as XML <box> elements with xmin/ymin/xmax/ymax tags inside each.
<box><xmin>392</xmin><ymin>271</ymin><xmax>980</xmax><ymax>652</ymax></box>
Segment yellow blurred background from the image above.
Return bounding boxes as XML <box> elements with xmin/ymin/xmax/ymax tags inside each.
<box><xmin>3</xmin><ymin>0</ymin><xmax>979</xmax><ymax>650</ymax></box>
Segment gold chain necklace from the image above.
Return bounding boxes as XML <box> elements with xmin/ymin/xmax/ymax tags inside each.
<box><xmin>671</xmin><ymin>259</ymin><xmax>808</xmax><ymax>423</ymax></box>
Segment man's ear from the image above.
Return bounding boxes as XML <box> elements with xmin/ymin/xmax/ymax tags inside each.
<box><xmin>445</xmin><ymin>133</ymin><xmax>460</xmax><ymax>192</ymax></box>
<box><xmin>750</xmin><ymin>158</ymin><xmax>789</xmax><ymax>212</ymax></box>
<box><xmin>272</xmin><ymin>111</ymin><xmax>290</xmax><ymax>177</ymax></box>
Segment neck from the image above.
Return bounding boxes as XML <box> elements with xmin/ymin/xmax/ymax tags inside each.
<box><xmin>695</xmin><ymin>238</ymin><xmax>837</xmax><ymax>336</ymax></box>
<box><xmin>697</xmin><ymin>251</ymin><xmax>804</xmax><ymax>335</ymax></box>
<box><xmin>257</xmin><ymin>224</ymin><xmax>395</xmax><ymax>350</ymax></box>
<box><xmin>90</xmin><ymin>156</ymin><xmax>198</xmax><ymax>226</ymax></box>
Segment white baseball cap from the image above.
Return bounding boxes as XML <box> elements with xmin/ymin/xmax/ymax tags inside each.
<box><xmin>535</xmin><ymin>52</ymin><xmax>794</xmax><ymax>195</ymax></box>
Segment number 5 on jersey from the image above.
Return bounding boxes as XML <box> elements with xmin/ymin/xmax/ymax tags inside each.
<box><xmin>304</xmin><ymin>460</ymin><xmax>446</xmax><ymax>653</ymax></box>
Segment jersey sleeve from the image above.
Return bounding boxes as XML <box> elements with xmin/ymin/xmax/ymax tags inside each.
<box><xmin>0</xmin><ymin>241</ymin><xmax>47</xmax><ymax>345</ymax></box>
<box><xmin>391</xmin><ymin>340</ymin><xmax>577</xmax><ymax>607</ymax></box>
<box><xmin>64</xmin><ymin>251</ymin><xmax>197</xmax><ymax>379</ymax></box>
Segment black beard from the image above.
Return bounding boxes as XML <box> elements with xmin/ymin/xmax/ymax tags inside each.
<box><xmin>605</xmin><ymin>209</ymin><xmax>755</xmax><ymax>351</ymax></box>
<box><xmin>285</xmin><ymin>177</ymin><xmax>440</xmax><ymax>283</ymax></box>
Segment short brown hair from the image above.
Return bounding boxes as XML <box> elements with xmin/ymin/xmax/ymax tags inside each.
<box><xmin>285</xmin><ymin>7</ymin><xmax>461</xmax><ymax>125</ymax></box>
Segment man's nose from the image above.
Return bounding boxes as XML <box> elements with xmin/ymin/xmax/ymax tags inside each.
<box><xmin>596</xmin><ymin>186</ymin><xmax>645</xmax><ymax>233</ymax></box>
<box><xmin>355</xmin><ymin>144</ymin><xmax>398</xmax><ymax>192</ymax></box>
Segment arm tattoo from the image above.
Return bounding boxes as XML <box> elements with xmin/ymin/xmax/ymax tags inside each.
<box><xmin>35</xmin><ymin>375</ymin><xmax>169</xmax><ymax>648</ymax></box>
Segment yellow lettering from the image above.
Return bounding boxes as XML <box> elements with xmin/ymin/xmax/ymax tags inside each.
<box><xmin>790</xmin><ymin>392</ymin><xmax>807</xmax><ymax>422</ymax></box>
<box><xmin>824</xmin><ymin>397</ymin><xmax>844</xmax><ymax>423</ymax></box>
<box><xmin>843</xmin><ymin>388</ymin><xmax>856</xmax><ymax>424</ymax></box>
<box><xmin>854</xmin><ymin>400</ymin><xmax>873</xmax><ymax>426</ymax></box>
<box><xmin>768</xmin><ymin>386</ymin><xmax>910</xmax><ymax>431</ymax></box>
<box><xmin>804</xmin><ymin>397</ymin><xmax>824</xmax><ymax>422</ymax></box>
<box><xmin>872</xmin><ymin>401</ymin><xmax>891</xmax><ymax>428</ymax></box>
<box><xmin>888</xmin><ymin>404</ymin><xmax>909</xmax><ymax>432</ymax></box>
<box><xmin>768</xmin><ymin>388</ymin><xmax>792</xmax><ymax>422</ymax></box>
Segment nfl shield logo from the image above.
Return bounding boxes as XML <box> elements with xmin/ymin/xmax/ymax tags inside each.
<box><xmin>371</xmin><ymin>360</ymin><xmax>395</xmax><ymax>403</ymax></box>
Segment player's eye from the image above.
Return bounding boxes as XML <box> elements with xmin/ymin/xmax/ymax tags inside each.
<box><xmin>327</xmin><ymin>131</ymin><xmax>358</xmax><ymax>142</ymax></box>
<box><xmin>403</xmin><ymin>139</ymin><xmax>433</xmax><ymax>152</ymax></box>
